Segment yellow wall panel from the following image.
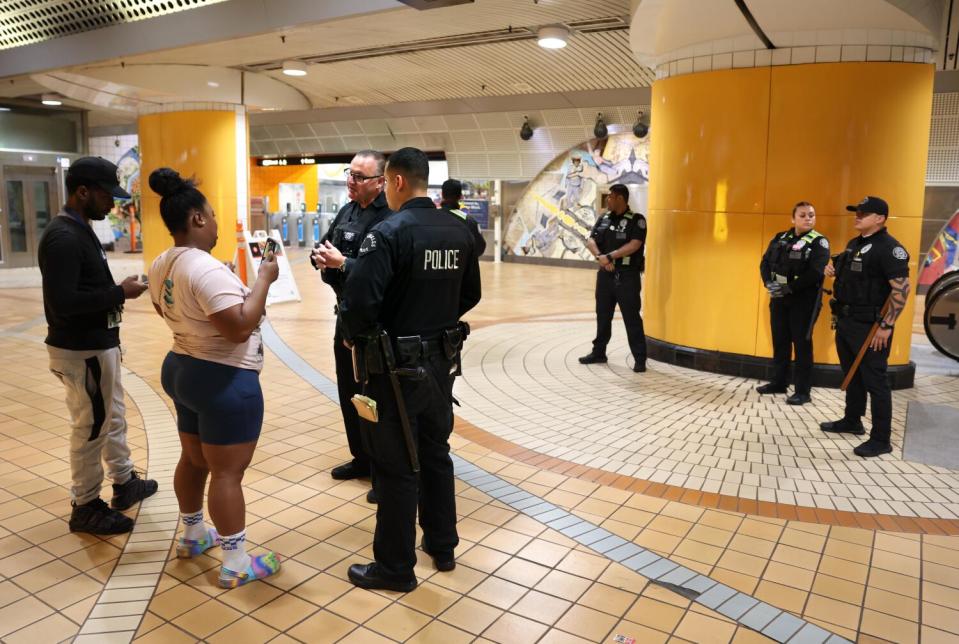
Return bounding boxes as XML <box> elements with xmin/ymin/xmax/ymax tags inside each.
<box><xmin>645</xmin><ymin>209</ymin><xmax>765</xmax><ymax>355</ymax></box>
<box><xmin>649</xmin><ymin>67</ymin><xmax>770</xmax><ymax>216</ymax></box>
<box><xmin>647</xmin><ymin>62</ymin><xmax>932</xmax><ymax>367</ymax></box>
<box><xmin>765</xmin><ymin>63</ymin><xmax>933</xmax><ymax>219</ymax></box>
<box><xmin>249</xmin><ymin>162</ymin><xmax>319</xmax><ymax>215</ymax></box>
<box><xmin>139</xmin><ymin>111</ymin><xmax>241</xmax><ymax>266</ymax></box>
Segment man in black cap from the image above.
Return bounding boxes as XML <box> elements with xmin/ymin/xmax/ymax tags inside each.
<box><xmin>821</xmin><ymin>196</ymin><xmax>910</xmax><ymax>457</ymax></box>
<box><xmin>439</xmin><ymin>179</ymin><xmax>486</xmax><ymax>255</ymax></box>
<box><xmin>39</xmin><ymin>157</ymin><xmax>157</xmax><ymax>534</ymax></box>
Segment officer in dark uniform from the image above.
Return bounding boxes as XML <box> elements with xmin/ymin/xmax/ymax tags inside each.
<box><xmin>821</xmin><ymin>196</ymin><xmax>910</xmax><ymax>458</ymax></box>
<box><xmin>440</xmin><ymin>178</ymin><xmax>487</xmax><ymax>256</ymax></box>
<box><xmin>311</xmin><ymin>150</ymin><xmax>391</xmax><ymax>498</ymax></box>
<box><xmin>579</xmin><ymin>184</ymin><xmax>648</xmax><ymax>372</ymax></box>
<box><xmin>757</xmin><ymin>201</ymin><xmax>829</xmax><ymax>405</ymax></box>
<box><xmin>339</xmin><ymin>147</ymin><xmax>481</xmax><ymax>592</ymax></box>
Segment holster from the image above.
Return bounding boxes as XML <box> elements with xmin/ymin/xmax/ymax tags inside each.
<box><xmin>442</xmin><ymin>327</ymin><xmax>464</xmax><ymax>376</ymax></box>
<box><xmin>351</xmin><ymin>334</ymin><xmax>385</xmax><ymax>382</ymax></box>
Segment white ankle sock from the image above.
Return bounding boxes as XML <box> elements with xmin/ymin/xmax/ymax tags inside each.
<box><xmin>220</xmin><ymin>530</ymin><xmax>251</xmax><ymax>571</ymax></box>
<box><xmin>181</xmin><ymin>510</ymin><xmax>207</xmax><ymax>541</ymax></box>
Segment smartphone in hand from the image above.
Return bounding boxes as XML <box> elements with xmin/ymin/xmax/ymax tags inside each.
<box><xmin>264</xmin><ymin>238</ymin><xmax>279</xmax><ymax>261</ymax></box>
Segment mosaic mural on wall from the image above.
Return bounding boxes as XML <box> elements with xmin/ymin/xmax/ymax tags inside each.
<box><xmin>505</xmin><ymin>132</ymin><xmax>650</xmax><ymax>261</ymax></box>
<box><xmin>919</xmin><ymin>209</ymin><xmax>959</xmax><ymax>288</ymax></box>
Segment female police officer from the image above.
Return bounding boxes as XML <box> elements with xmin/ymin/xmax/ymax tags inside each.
<box><xmin>757</xmin><ymin>201</ymin><xmax>829</xmax><ymax>405</ymax></box>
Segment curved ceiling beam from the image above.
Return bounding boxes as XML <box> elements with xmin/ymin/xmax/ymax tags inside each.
<box><xmin>31</xmin><ymin>65</ymin><xmax>311</xmax><ymax>113</ymax></box>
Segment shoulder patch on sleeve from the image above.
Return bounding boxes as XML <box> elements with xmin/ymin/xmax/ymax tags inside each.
<box><xmin>892</xmin><ymin>246</ymin><xmax>908</xmax><ymax>260</ymax></box>
<box><xmin>819</xmin><ymin>237</ymin><xmax>829</xmax><ymax>249</ymax></box>
<box><xmin>637</xmin><ymin>217</ymin><xmax>647</xmax><ymax>229</ymax></box>
<box><xmin>358</xmin><ymin>232</ymin><xmax>379</xmax><ymax>256</ymax></box>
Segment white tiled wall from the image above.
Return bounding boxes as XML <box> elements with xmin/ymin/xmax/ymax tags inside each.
<box><xmin>88</xmin><ymin>134</ymin><xmax>138</xmax><ymax>164</ymax></box>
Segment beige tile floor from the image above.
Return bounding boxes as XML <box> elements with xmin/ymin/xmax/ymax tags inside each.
<box><xmin>0</xmin><ymin>253</ymin><xmax>957</xmax><ymax>643</ymax></box>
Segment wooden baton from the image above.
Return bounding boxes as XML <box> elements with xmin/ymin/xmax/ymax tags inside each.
<box><xmin>840</xmin><ymin>295</ymin><xmax>892</xmax><ymax>391</ymax></box>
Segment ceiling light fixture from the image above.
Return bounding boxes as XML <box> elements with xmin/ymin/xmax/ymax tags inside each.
<box><xmin>41</xmin><ymin>94</ymin><xmax>62</xmax><ymax>106</ymax></box>
<box><xmin>0</xmin><ymin>106</ymin><xmax>10</xmax><ymax>112</ymax></box>
<box><xmin>537</xmin><ymin>25</ymin><xmax>569</xmax><ymax>49</ymax></box>
<box><xmin>207</xmin><ymin>81</ymin><xmax>220</xmax><ymax>88</ymax></box>
<box><xmin>519</xmin><ymin>115</ymin><xmax>533</xmax><ymax>141</ymax></box>
<box><xmin>594</xmin><ymin>112</ymin><xmax>607</xmax><ymax>139</ymax></box>
<box><xmin>282</xmin><ymin>60</ymin><xmax>307</xmax><ymax>77</ymax></box>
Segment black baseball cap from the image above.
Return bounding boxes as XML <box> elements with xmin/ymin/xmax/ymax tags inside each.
<box><xmin>846</xmin><ymin>195</ymin><xmax>888</xmax><ymax>217</ymax></box>
<box><xmin>67</xmin><ymin>157</ymin><xmax>131</xmax><ymax>199</ymax></box>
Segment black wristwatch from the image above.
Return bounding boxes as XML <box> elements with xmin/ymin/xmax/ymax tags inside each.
<box><xmin>879</xmin><ymin>321</ymin><xmax>893</xmax><ymax>330</ymax></box>
<box><xmin>606</xmin><ymin>253</ymin><xmax>614</xmax><ymax>263</ymax></box>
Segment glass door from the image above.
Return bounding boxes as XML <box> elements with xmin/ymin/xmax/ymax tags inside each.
<box><xmin>1</xmin><ymin>168</ymin><xmax>57</xmax><ymax>268</ymax></box>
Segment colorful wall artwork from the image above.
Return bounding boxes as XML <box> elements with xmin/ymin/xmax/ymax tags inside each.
<box><xmin>919</xmin><ymin>209</ymin><xmax>959</xmax><ymax>288</ymax></box>
<box><xmin>505</xmin><ymin>132</ymin><xmax>650</xmax><ymax>261</ymax></box>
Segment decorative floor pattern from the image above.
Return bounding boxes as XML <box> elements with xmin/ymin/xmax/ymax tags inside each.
<box><xmin>0</xmin><ymin>256</ymin><xmax>957</xmax><ymax>643</ymax></box>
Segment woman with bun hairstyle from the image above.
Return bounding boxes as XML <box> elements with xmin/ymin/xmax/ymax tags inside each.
<box><xmin>147</xmin><ymin>167</ymin><xmax>280</xmax><ymax>588</ymax></box>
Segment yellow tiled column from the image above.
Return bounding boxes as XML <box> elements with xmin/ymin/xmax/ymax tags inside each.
<box><xmin>138</xmin><ymin>106</ymin><xmax>249</xmax><ymax>266</ymax></box>
<box><xmin>645</xmin><ymin>62</ymin><xmax>933</xmax><ymax>367</ymax></box>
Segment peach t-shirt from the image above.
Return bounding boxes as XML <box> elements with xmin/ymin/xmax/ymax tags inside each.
<box><xmin>149</xmin><ymin>247</ymin><xmax>264</xmax><ymax>371</ymax></box>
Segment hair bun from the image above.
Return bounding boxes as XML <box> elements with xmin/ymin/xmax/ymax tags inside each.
<box><xmin>149</xmin><ymin>167</ymin><xmax>187</xmax><ymax>198</ymax></box>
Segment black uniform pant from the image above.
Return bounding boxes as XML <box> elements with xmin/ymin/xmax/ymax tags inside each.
<box><xmin>769</xmin><ymin>294</ymin><xmax>816</xmax><ymax>395</ymax></box>
<box><xmin>362</xmin><ymin>353</ymin><xmax>458</xmax><ymax>581</ymax></box>
<box><xmin>592</xmin><ymin>269</ymin><xmax>647</xmax><ymax>361</ymax></box>
<box><xmin>835</xmin><ymin>317</ymin><xmax>892</xmax><ymax>444</ymax></box>
<box><xmin>333</xmin><ymin>334</ymin><xmax>370</xmax><ymax>472</ymax></box>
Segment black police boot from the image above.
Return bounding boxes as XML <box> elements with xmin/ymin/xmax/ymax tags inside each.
<box><xmin>786</xmin><ymin>393</ymin><xmax>811</xmax><ymax>405</ymax></box>
<box><xmin>70</xmin><ymin>498</ymin><xmax>134</xmax><ymax>535</ymax></box>
<box><xmin>853</xmin><ymin>439</ymin><xmax>892</xmax><ymax>458</ymax></box>
<box><xmin>756</xmin><ymin>383</ymin><xmax>788</xmax><ymax>394</ymax></box>
<box><xmin>578</xmin><ymin>352</ymin><xmax>608</xmax><ymax>365</ymax></box>
<box><xmin>111</xmin><ymin>471</ymin><xmax>158</xmax><ymax>511</ymax></box>
<box><xmin>632</xmin><ymin>360</ymin><xmax>647</xmax><ymax>373</ymax></box>
<box><xmin>421</xmin><ymin>539</ymin><xmax>455</xmax><ymax>572</ymax></box>
<box><xmin>366</xmin><ymin>488</ymin><xmax>377</xmax><ymax>504</ymax></box>
<box><xmin>331</xmin><ymin>460</ymin><xmax>370</xmax><ymax>480</ymax></box>
<box><xmin>347</xmin><ymin>562</ymin><xmax>417</xmax><ymax>592</ymax></box>
<box><xmin>820</xmin><ymin>418</ymin><xmax>865</xmax><ymax>435</ymax></box>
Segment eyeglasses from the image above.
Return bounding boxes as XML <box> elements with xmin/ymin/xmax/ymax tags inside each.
<box><xmin>344</xmin><ymin>169</ymin><xmax>383</xmax><ymax>182</ymax></box>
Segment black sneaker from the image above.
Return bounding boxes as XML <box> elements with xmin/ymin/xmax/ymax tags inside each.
<box><xmin>820</xmin><ymin>418</ymin><xmax>866</xmax><ymax>435</ymax></box>
<box><xmin>70</xmin><ymin>498</ymin><xmax>134</xmax><ymax>535</ymax></box>
<box><xmin>756</xmin><ymin>383</ymin><xmax>788</xmax><ymax>394</ymax></box>
<box><xmin>111</xmin><ymin>471</ymin><xmax>158</xmax><ymax>511</ymax></box>
<box><xmin>632</xmin><ymin>361</ymin><xmax>647</xmax><ymax>373</ymax></box>
<box><xmin>854</xmin><ymin>439</ymin><xmax>892</xmax><ymax>458</ymax></box>
<box><xmin>366</xmin><ymin>488</ymin><xmax>377</xmax><ymax>504</ymax></box>
<box><xmin>578</xmin><ymin>353</ymin><xmax>608</xmax><ymax>365</ymax></box>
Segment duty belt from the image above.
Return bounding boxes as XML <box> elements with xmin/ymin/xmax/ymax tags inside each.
<box><xmin>830</xmin><ymin>301</ymin><xmax>880</xmax><ymax>321</ymax></box>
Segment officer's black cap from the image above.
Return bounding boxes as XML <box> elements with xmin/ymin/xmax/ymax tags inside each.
<box><xmin>846</xmin><ymin>196</ymin><xmax>888</xmax><ymax>217</ymax></box>
<box><xmin>67</xmin><ymin>157</ymin><xmax>131</xmax><ymax>199</ymax></box>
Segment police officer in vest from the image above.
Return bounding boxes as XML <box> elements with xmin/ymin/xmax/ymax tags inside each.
<box><xmin>821</xmin><ymin>196</ymin><xmax>910</xmax><ymax>458</ymax></box>
<box><xmin>311</xmin><ymin>150</ymin><xmax>391</xmax><ymax>501</ymax></box>
<box><xmin>579</xmin><ymin>184</ymin><xmax>648</xmax><ymax>372</ymax></box>
<box><xmin>440</xmin><ymin>178</ymin><xmax>486</xmax><ymax>255</ymax></box>
<box><xmin>757</xmin><ymin>201</ymin><xmax>829</xmax><ymax>405</ymax></box>
<box><xmin>339</xmin><ymin>147</ymin><xmax>481</xmax><ymax>591</ymax></box>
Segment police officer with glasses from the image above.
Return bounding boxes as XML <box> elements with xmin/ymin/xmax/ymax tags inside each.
<box><xmin>312</xmin><ymin>151</ymin><xmax>391</xmax><ymax>502</ymax></box>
